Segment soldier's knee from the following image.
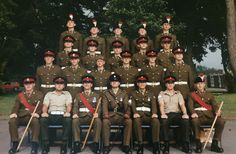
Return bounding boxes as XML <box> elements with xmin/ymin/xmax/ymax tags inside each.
<box><xmin>64</xmin><ymin>117</ymin><xmax>71</xmax><ymax>124</ymax></box>
<box><xmin>216</xmin><ymin>118</ymin><xmax>226</xmax><ymax>127</ymax></box>
<box><xmin>133</xmin><ymin>117</ymin><xmax>141</xmax><ymax>124</ymax></box>
<box><xmin>40</xmin><ymin>117</ymin><xmax>48</xmax><ymax>123</ymax></box>
<box><xmin>8</xmin><ymin>118</ymin><xmax>17</xmax><ymax>125</ymax></box>
<box><xmin>94</xmin><ymin>118</ymin><xmax>102</xmax><ymax>125</ymax></box>
<box><xmin>161</xmin><ymin>118</ymin><xmax>169</xmax><ymax>125</ymax></box>
<box><xmin>72</xmin><ymin>118</ymin><xmax>79</xmax><ymax>126</ymax></box>
<box><xmin>152</xmin><ymin>118</ymin><xmax>160</xmax><ymax>126</ymax></box>
<box><xmin>31</xmin><ymin>118</ymin><xmax>39</xmax><ymax>125</ymax></box>
<box><xmin>191</xmin><ymin>118</ymin><xmax>200</xmax><ymax>126</ymax></box>
<box><xmin>125</xmin><ymin>119</ymin><xmax>132</xmax><ymax>126</ymax></box>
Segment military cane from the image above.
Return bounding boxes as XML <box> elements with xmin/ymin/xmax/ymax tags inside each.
<box><xmin>16</xmin><ymin>100</ymin><xmax>41</xmax><ymax>151</ymax></box>
<box><xmin>81</xmin><ymin>98</ymin><xmax>101</xmax><ymax>150</ymax></box>
<box><xmin>202</xmin><ymin>101</ymin><xmax>224</xmax><ymax>151</ymax></box>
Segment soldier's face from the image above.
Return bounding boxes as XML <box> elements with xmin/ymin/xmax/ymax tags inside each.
<box><xmin>114</xmin><ymin>48</ymin><xmax>122</xmax><ymax>54</ymax></box>
<box><xmin>114</xmin><ymin>28</ymin><xmax>122</xmax><ymax>35</ymax></box>
<box><xmin>44</xmin><ymin>56</ymin><xmax>54</xmax><ymax>64</ymax></box>
<box><xmin>138</xmin><ymin>28</ymin><xmax>147</xmax><ymax>36</ymax></box>
<box><xmin>138</xmin><ymin>42</ymin><xmax>148</xmax><ymax>49</ymax></box>
<box><xmin>55</xmin><ymin>83</ymin><xmax>65</xmax><ymax>91</ymax></box>
<box><xmin>96</xmin><ymin>59</ymin><xmax>105</xmax><ymax>67</ymax></box>
<box><xmin>24</xmin><ymin>83</ymin><xmax>35</xmax><ymax>91</ymax></box>
<box><xmin>162</xmin><ymin>42</ymin><xmax>171</xmax><ymax>50</ymax></box>
<box><xmin>148</xmin><ymin>57</ymin><xmax>157</xmax><ymax>63</ymax></box>
<box><xmin>67</xmin><ymin>20</ymin><xmax>76</xmax><ymax>28</ymax></box>
<box><xmin>110</xmin><ymin>81</ymin><xmax>120</xmax><ymax>88</ymax></box>
<box><xmin>137</xmin><ymin>82</ymin><xmax>147</xmax><ymax>89</ymax></box>
<box><xmin>122</xmin><ymin>57</ymin><xmax>131</xmax><ymax>64</ymax></box>
<box><xmin>64</xmin><ymin>42</ymin><xmax>73</xmax><ymax>48</ymax></box>
<box><xmin>166</xmin><ymin>82</ymin><xmax>175</xmax><ymax>90</ymax></box>
<box><xmin>90</xmin><ymin>27</ymin><xmax>99</xmax><ymax>35</ymax></box>
<box><xmin>174</xmin><ymin>53</ymin><xmax>183</xmax><ymax>60</ymax></box>
<box><xmin>196</xmin><ymin>82</ymin><xmax>205</xmax><ymax>91</ymax></box>
<box><xmin>83</xmin><ymin>82</ymin><xmax>93</xmax><ymax>90</ymax></box>
<box><xmin>70</xmin><ymin>58</ymin><xmax>79</xmax><ymax>66</ymax></box>
<box><xmin>88</xmin><ymin>46</ymin><xmax>97</xmax><ymax>52</ymax></box>
<box><xmin>163</xmin><ymin>23</ymin><xmax>171</xmax><ymax>31</ymax></box>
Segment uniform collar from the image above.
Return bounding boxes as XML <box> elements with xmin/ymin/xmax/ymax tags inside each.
<box><xmin>52</xmin><ymin>90</ymin><xmax>66</xmax><ymax>95</ymax></box>
<box><xmin>163</xmin><ymin>90</ymin><xmax>178</xmax><ymax>96</ymax></box>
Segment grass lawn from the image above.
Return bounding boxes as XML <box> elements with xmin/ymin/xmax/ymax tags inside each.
<box><xmin>0</xmin><ymin>92</ymin><xmax>236</xmax><ymax>119</ymax></box>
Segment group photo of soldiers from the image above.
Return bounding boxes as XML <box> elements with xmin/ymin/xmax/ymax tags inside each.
<box><xmin>8</xmin><ymin>14</ymin><xmax>226</xmax><ymax>154</ymax></box>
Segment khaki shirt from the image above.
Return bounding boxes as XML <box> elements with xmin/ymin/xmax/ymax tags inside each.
<box><xmin>154</xmin><ymin>32</ymin><xmax>177</xmax><ymax>49</ymax></box>
<box><xmin>59</xmin><ymin>31</ymin><xmax>83</xmax><ymax>52</ymax></box>
<box><xmin>43</xmin><ymin>91</ymin><xmax>72</xmax><ymax>113</ymax></box>
<box><xmin>158</xmin><ymin>90</ymin><xmax>184</xmax><ymax>113</ymax></box>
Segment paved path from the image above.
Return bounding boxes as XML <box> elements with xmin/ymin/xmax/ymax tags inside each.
<box><xmin>0</xmin><ymin>120</ymin><xmax>235</xmax><ymax>154</ymax></box>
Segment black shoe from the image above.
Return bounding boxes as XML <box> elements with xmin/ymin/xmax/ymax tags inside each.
<box><xmin>153</xmin><ymin>142</ymin><xmax>160</xmax><ymax>154</ymax></box>
<box><xmin>92</xmin><ymin>142</ymin><xmax>100</xmax><ymax>154</ymax></box>
<box><xmin>123</xmin><ymin>145</ymin><xmax>132</xmax><ymax>154</ymax></box>
<box><xmin>8</xmin><ymin>148</ymin><xmax>17</xmax><ymax>154</ymax></box>
<box><xmin>41</xmin><ymin>144</ymin><xmax>49</xmax><ymax>154</ymax></box>
<box><xmin>60</xmin><ymin>143</ymin><xmax>67</xmax><ymax>154</ymax></box>
<box><xmin>103</xmin><ymin>146</ymin><xmax>110</xmax><ymax>154</ymax></box>
<box><xmin>211</xmin><ymin>140</ymin><xmax>224</xmax><ymax>153</ymax></box>
<box><xmin>8</xmin><ymin>142</ymin><xmax>18</xmax><ymax>154</ymax></box>
<box><xmin>162</xmin><ymin>142</ymin><xmax>169</xmax><ymax>154</ymax></box>
<box><xmin>31</xmin><ymin>142</ymin><xmax>38</xmax><ymax>154</ymax></box>
<box><xmin>182</xmin><ymin>142</ymin><xmax>192</xmax><ymax>153</ymax></box>
<box><xmin>137</xmin><ymin>144</ymin><xmax>143</xmax><ymax>154</ymax></box>
<box><xmin>71</xmin><ymin>141</ymin><xmax>81</xmax><ymax>154</ymax></box>
<box><xmin>195</xmin><ymin>139</ymin><xmax>202</xmax><ymax>153</ymax></box>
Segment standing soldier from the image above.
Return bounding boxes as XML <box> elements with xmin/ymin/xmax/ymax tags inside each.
<box><xmin>169</xmin><ymin>46</ymin><xmax>194</xmax><ymax>101</ymax></box>
<box><xmin>36</xmin><ymin>49</ymin><xmax>61</xmax><ymax>95</ymax></box>
<box><xmin>107</xmin><ymin>40</ymin><xmax>123</xmax><ymax>72</ymax></box>
<box><xmin>133</xmin><ymin>36</ymin><xmax>149</xmax><ymax>69</ymax></box>
<box><xmin>91</xmin><ymin>56</ymin><xmax>111</xmax><ymax>95</ymax></box>
<box><xmin>62</xmin><ymin>51</ymin><xmax>87</xmax><ymax>98</ymax></box>
<box><xmin>106</xmin><ymin>20</ymin><xmax>129</xmax><ymax>57</ymax></box>
<box><xmin>59</xmin><ymin>14</ymin><xmax>83</xmax><ymax>52</ymax></box>
<box><xmin>72</xmin><ymin>75</ymin><xmax>102</xmax><ymax>154</ymax></box>
<box><xmin>132</xmin><ymin>20</ymin><xmax>154</xmax><ymax>53</ymax></box>
<box><xmin>156</xmin><ymin>36</ymin><xmax>175</xmax><ymax>72</ymax></box>
<box><xmin>58</xmin><ymin>35</ymin><xmax>75</xmax><ymax>68</ymax></box>
<box><xmin>102</xmin><ymin>74</ymin><xmax>132</xmax><ymax>154</ymax></box>
<box><xmin>40</xmin><ymin>77</ymin><xmax>72</xmax><ymax>154</ymax></box>
<box><xmin>114</xmin><ymin>51</ymin><xmax>139</xmax><ymax>95</ymax></box>
<box><xmin>8</xmin><ymin>76</ymin><xmax>43</xmax><ymax>154</ymax></box>
<box><xmin>155</xmin><ymin>16</ymin><xmax>177</xmax><ymax>50</ymax></box>
<box><xmin>188</xmin><ymin>76</ymin><xmax>225</xmax><ymax>153</ymax></box>
<box><xmin>158</xmin><ymin>76</ymin><xmax>191</xmax><ymax>154</ymax></box>
<box><xmin>83</xmin><ymin>19</ymin><xmax>106</xmax><ymax>57</ymax></box>
<box><xmin>141</xmin><ymin>50</ymin><xmax>164</xmax><ymax>97</ymax></box>
<box><xmin>82</xmin><ymin>39</ymin><xmax>101</xmax><ymax>72</ymax></box>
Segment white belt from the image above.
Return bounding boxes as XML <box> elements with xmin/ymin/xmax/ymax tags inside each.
<box><xmin>110</xmin><ymin>50</ymin><xmax>114</xmax><ymax>54</ymax></box>
<box><xmin>41</xmin><ymin>84</ymin><xmax>55</xmax><ymax>88</ymax></box>
<box><xmin>50</xmin><ymin>111</ymin><xmax>64</xmax><ymax>115</ymax></box>
<box><xmin>72</xmin><ymin>49</ymin><xmax>78</xmax><ymax>52</ymax></box>
<box><xmin>136</xmin><ymin>107</ymin><xmax>151</xmax><ymax>112</ymax></box>
<box><xmin>61</xmin><ymin>67</ymin><xmax>65</xmax><ymax>70</ymax></box>
<box><xmin>147</xmin><ymin>82</ymin><xmax>160</xmax><ymax>86</ymax></box>
<box><xmin>79</xmin><ymin>108</ymin><xmax>90</xmax><ymax>112</ymax></box>
<box><xmin>67</xmin><ymin>83</ymin><xmax>82</xmax><ymax>87</ymax></box>
<box><xmin>194</xmin><ymin>107</ymin><xmax>208</xmax><ymax>111</ymax></box>
<box><xmin>175</xmin><ymin>81</ymin><xmax>188</xmax><ymax>85</ymax></box>
<box><xmin>120</xmin><ymin>83</ymin><xmax>135</xmax><ymax>88</ymax></box>
<box><xmin>87</xmin><ymin>51</ymin><xmax>101</xmax><ymax>55</ymax></box>
<box><xmin>94</xmin><ymin>87</ymin><xmax>107</xmax><ymax>90</ymax></box>
<box><xmin>163</xmin><ymin>68</ymin><xmax>167</xmax><ymax>71</ymax></box>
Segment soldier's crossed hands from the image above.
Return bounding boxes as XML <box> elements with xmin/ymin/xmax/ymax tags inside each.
<box><xmin>9</xmin><ymin>113</ymin><xmax>17</xmax><ymax>119</ymax></box>
<box><xmin>133</xmin><ymin>113</ymin><xmax>140</xmax><ymax>118</ymax></box>
<box><xmin>72</xmin><ymin>114</ymin><xmax>79</xmax><ymax>119</ymax></box>
<box><xmin>191</xmin><ymin>113</ymin><xmax>198</xmax><ymax>118</ymax></box>
<box><xmin>152</xmin><ymin>114</ymin><xmax>158</xmax><ymax>118</ymax></box>
<box><xmin>31</xmin><ymin>113</ymin><xmax>40</xmax><ymax>118</ymax></box>
<box><xmin>41</xmin><ymin>112</ymin><xmax>49</xmax><ymax>117</ymax></box>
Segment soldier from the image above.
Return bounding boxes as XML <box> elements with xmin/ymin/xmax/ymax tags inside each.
<box><xmin>107</xmin><ymin>40</ymin><xmax>123</xmax><ymax>72</ymax></box>
<box><xmin>156</xmin><ymin>36</ymin><xmax>175</xmax><ymax>72</ymax></box>
<box><xmin>91</xmin><ymin>56</ymin><xmax>111</xmax><ymax>95</ymax></box>
<box><xmin>114</xmin><ymin>51</ymin><xmax>139</xmax><ymax>95</ymax></box>
<box><xmin>83</xmin><ymin>19</ymin><xmax>106</xmax><ymax>56</ymax></box>
<box><xmin>57</xmin><ymin>35</ymin><xmax>75</xmax><ymax>68</ymax></box>
<box><xmin>131</xmin><ymin>75</ymin><xmax>160</xmax><ymax>154</ymax></box>
<box><xmin>59</xmin><ymin>14</ymin><xmax>83</xmax><ymax>52</ymax></box>
<box><xmin>141</xmin><ymin>50</ymin><xmax>164</xmax><ymax>97</ymax></box>
<box><xmin>158</xmin><ymin>76</ymin><xmax>191</xmax><ymax>154</ymax></box>
<box><xmin>62</xmin><ymin>51</ymin><xmax>87</xmax><ymax>98</ymax></box>
<box><xmin>72</xmin><ymin>75</ymin><xmax>101</xmax><ymax>154</ymax></box>
<box><xmin>188</xmin><ymin>76</ymin><xmax>225</xmax><ymax>153</ymax></box>
<box><xmin>133</xmin><ymin>36</ymin><xmax>149</xmax><ymax>69</ymax></box>
<box><xmin>36</xmin><ymin>49</ymin><xmax>62</xmax><ymax>95</ymax></box>
<box><xmin>155</xmin><ymin>16</ymin><xmax>177</xmax><ymax>50</ymax></box>
<box><xmin>40</xmin><ymin>77</ymin><xmax>72</xmax><ymax>154</ymax></box>
<box><xmin>8</xmin><ymin>76</ymin><xmax>43</xmax><ymax>154</ymax></box>
<box><xmin>132</xmin><ymin>20</ymin><xmax>154</xmax><ymax>53</ymax></box>
<box><xmin>169</xmin><ymin>46</ymin><xmax>194</xmax><ymax>101</ymax></box>
<box><xmin>102</xmin><ymin>74</ymin><xmax>132</xmax><ymax>154</ymax></box>
<box><xmin>106</xmin><ymin>20</ymin><xmax>129</xmax><ymax>57</ymax></box>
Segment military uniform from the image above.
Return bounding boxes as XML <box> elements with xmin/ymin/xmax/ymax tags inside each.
<box><xmin>8</xmin><ymin>77</ymin><xmax>43</xmax><ymax>154</ymax></box>
<box><xmin>82</xmin><ymin>54</ymin><xmax>100</xmax><ymax>72</ymax></box>
<box><xmin>107</xmin><ymin>55</ymin><xmax>122</xmax><ymax>72</ymax></box>
<box><xmin>155</xmin><ymin>33</ymin><xmax>177</xmax><ymax>50</ymax></box>
<box><xmin>107</xmin><ymin>40</ymin><xmax>123</xmax><ymax>71</ymax></box>
<box><xmin>132</xmin><ymin>36</ymin><xmax>153</xmax><ymax>53</ymax></box>
<box><xmin>188</xmin><ymin>76</ymin><xmax>225</xmax><ymax>153</ymax></box>
<box><xmin>83</xmin><ymin>36</ymin><xmax>106</xmax><ymax>56</ymax></box>
<box><xmin>102</xmin><ymin>74</ymin><xmax>132</xmax><ymax>154</ymax></box>
<box><xmin>59</xmin><ymin>31</ymin><xmax>83</xmax><ymax>52</ymax></box>
<box><xmin>106</xmin><ymin>36</ymin><xmax>129</xmax><ymax>54</ymax></box>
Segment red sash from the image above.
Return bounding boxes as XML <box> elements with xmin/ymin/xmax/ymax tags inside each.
<box><xmin>191</xmin><ymin>92</ymin><xmax>212</xmax><ymax>110</ymax></box>
<box><xmin>18</xmin><ymin>92</ymin><xmax>35</xmax><ymax>112</ymax></box>
<box><xmin>79</xmin><ymin>93</ymin><xmax>95</xmax><ymax>113</ymax></box>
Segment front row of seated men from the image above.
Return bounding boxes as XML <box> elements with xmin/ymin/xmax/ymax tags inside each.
<box><xmin>8</xmin><ymin>74</ymin><xmax>225</xmax><ymax>154</ymax></box>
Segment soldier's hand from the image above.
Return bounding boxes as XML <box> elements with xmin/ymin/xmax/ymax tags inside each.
<box><xmin>124</xmin><ymin>113</ymin><xmax>130</xmax><ymax>119</ymax></box>
<box><xmin>152</xmin><ymin>114</ymin><xmax>158</xmax><ymax>118</ymax></box>
<box><xmin>9</xmin><ymin>113</ymin><xmax>17</xmax><ymax>119</ymax></box>
<box><xmin>64</xmin><ymin>112</ymin><xmax>71</xmax><ymax>117</ymax></box>
<box><xmin>31</xmin><ymin>113</ymin><xmax>40</xmax><ymax>118</ymax></box>
<box><xmin>216</xmin><ymin>110</ymin><xmax>222</xmax><ymax>117</ymax></box>
<box><xmin>41</xmin><ymin>112</ymin><xmax>49</xmax><ymax>117</ymax></box>
<box><xmin>182</xmin><ymin>114</ymin><xmax>189</xmax><ymax>119</ymax></box>
<box><xmin>93</xmin><ymin>113</ymin><xmax>98</xmax><ymax>118</ymax></box>
<box><xmin>133</xmin><ymin>113</ymin><xmax>140</xmax><ymax>119</ymax></box>
<box><xmin>191</xmin><ymin>113</ymin><xmax>198</xmax><ymax>118</ymax></box>
<box><xmin>161</xmin><ymin>114</ymin><xmax>168</xmax><ymax>119</ymax></box>
<box><xmin>72</xmin><ymin>114</ymin><xmax>79</xmax><ymax>119</ymax></box>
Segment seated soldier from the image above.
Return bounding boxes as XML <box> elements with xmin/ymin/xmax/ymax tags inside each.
<box><xmin>188</xmin><ymin>75</ymin><xmax>225</xmax><ymax>153</ymax></box>
<box><xmin>158</xmin><ymin>75</ymin><xmax>191</xmax><ymax>154</ymax></box>
<box><xmin>71</xmin><ymin>75</ymin><xmax>101</xmax><ymax>154</ymax></box>
<box><xmin>102</xmin><ymin>74</ymin><xmax>132</xmax><ymax>154</ymax></box>
<box><xmin>40</xmin><ymin>77</ymin><xmax>72</xmax><ymax>154</ymax></box>
<box><xmin>8</xmin><ymin>76</ymin><xmax>43</xmax><ymax>154</ymax></box>
<box><xmin>131</xmin><ymin>75</ymin><xmax>160</xmax><ymax>154</ymax></box>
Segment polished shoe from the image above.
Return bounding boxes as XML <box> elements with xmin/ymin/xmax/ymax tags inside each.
<box><xmin>195</xmin><ymin>139</ymin><xmax>202</xmax><ymax>153</ymax></box>
<box><xmin>31</xmin><ymin>142</ymin><xmax>38</xmax><ymax>154</ymax></box>
<box><xmin>103</xmin><ymin>146</ymin><xmax>110</xmax><ymax>154</ymax></box>
<box><xmin>71</xmin><ymin>141</ymin><xmax>81</xmax><ymax>154</ymax></box>
<box><xmin>182</xmin><ymin>142</ymin><xmax>192</xmax><ymax>153</ymax></box>
<box><xmin>162</xmin><ymin>142</ymin><xmax>169</xmax><ymax>154</ymax></box>
<box><xmin>137</xmin><ymin>144</ymin><xmax>143</xmax><ymax>154</ymax></box>
<box><xmin>60</xmin><ymin>143</ymin><xmax>67</xmax><ymax>154</ymax></box>
<box><xmin>153</xmin><ymin>142</ymin><xmax>160</xmax><ymax>154</ymax></box>
<box><xmin>8</xmin><ymin>142</ymin><xmax>18</xmax><ymax>154</ymax></box>
<box><xmin>92</xmin><ymin>142</ymin><xmax>101</xmax><ymax>154</ymax></box>
<box><xmin>41</xmin><ymin>144</ymin><xmax>49</xmax><ymax>154</ymax></box>
<box><xmin>211</xmin><ymin>139</ymin><xmax>224</xmax><ymax>153</ymax></box>
<box><xmin>122</xmin><ymin>145</ymin><xmax>132</xmax><ymax>154</ymax></box>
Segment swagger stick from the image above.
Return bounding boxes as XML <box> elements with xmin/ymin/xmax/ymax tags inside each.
<box><xmin>202</xmin><ymin>101</ymin><xmax>224</xmax><ymax>151</ymax></box>
<box><xmin>16</xmin><ymin>101</ymin><xmax>41</xmax><ymax>151</ymax></box>
<box><xmin>81</xmin><ymin>98</ymin><xmax>101</xmax><ymax>150</ymax></box>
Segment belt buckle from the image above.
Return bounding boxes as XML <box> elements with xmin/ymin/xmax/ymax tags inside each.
<box><xmin>114</xmin><ymin>107</ymin><xmax>118</xmax><ymax>112</ymax></box>
<box><xmin>126</xmin><ymin>83</ymin><xmax>129</xmax><ymax>88</ymax></box>
<box><xmin>100</xmin><ymin>86</ymin><xmax>103</xmax><ymax>91</ymax></box>
<box><xmin>152</xmin><ymin>82</ymin><xmax>155</xmax><ymax>87</ymax></box>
